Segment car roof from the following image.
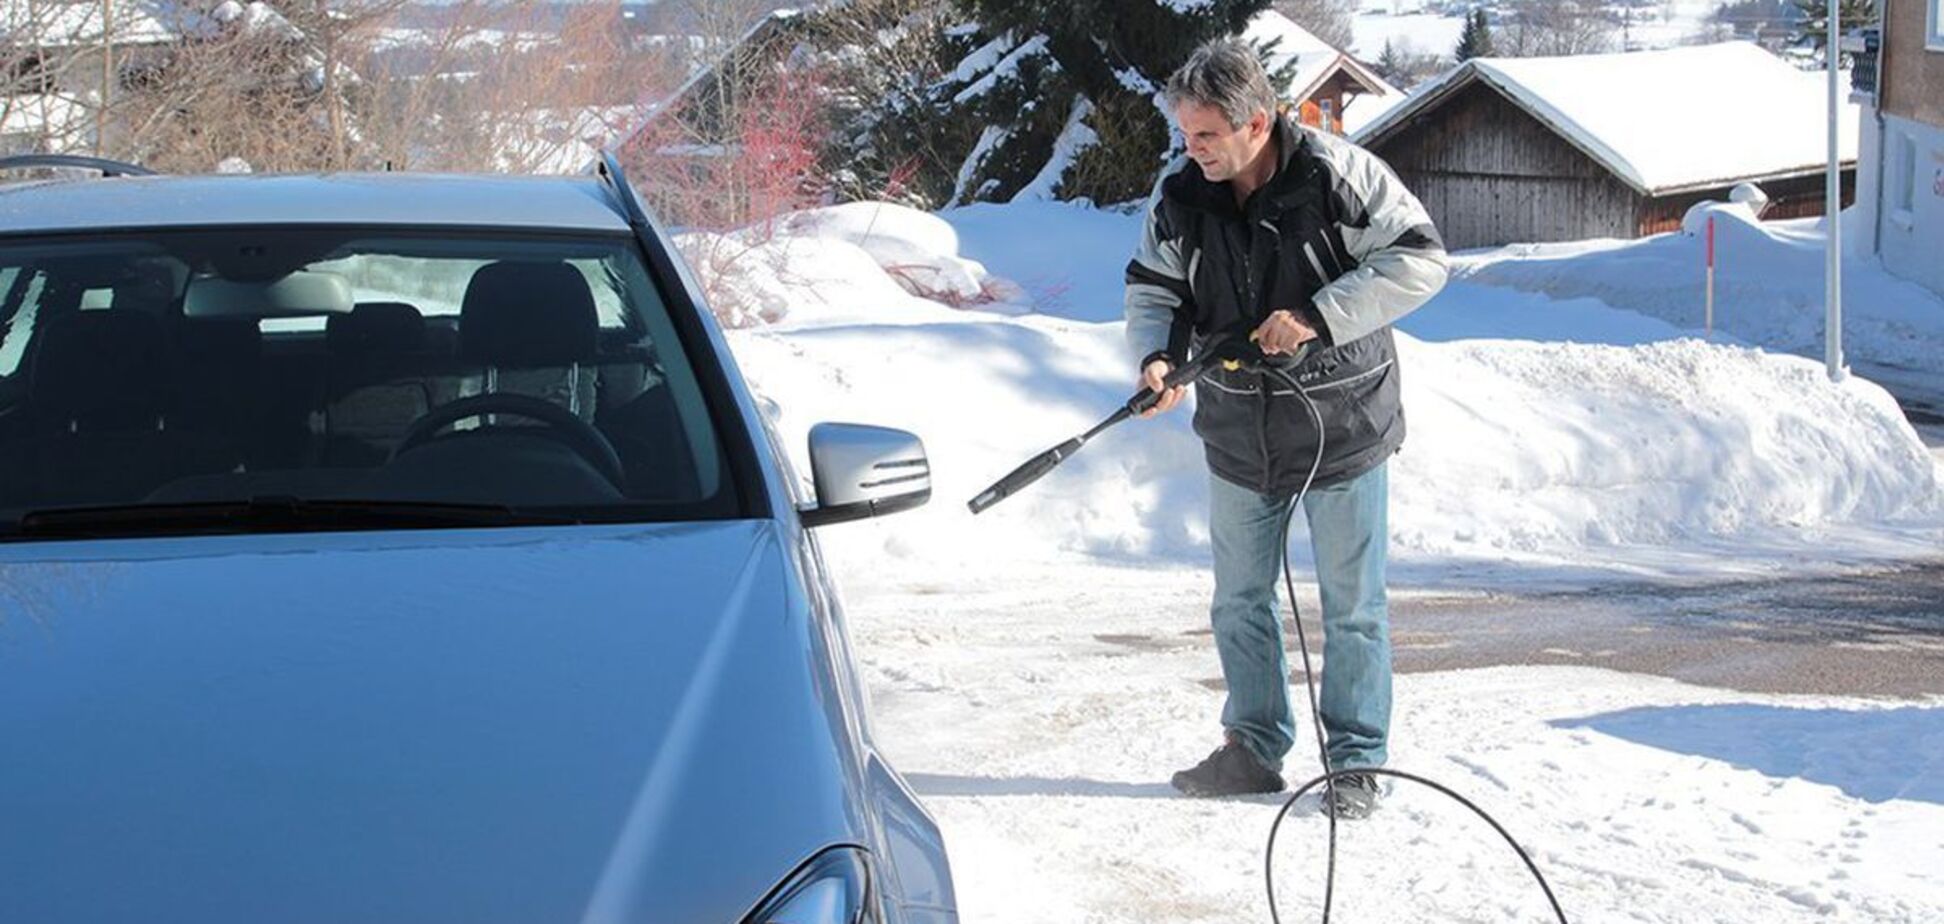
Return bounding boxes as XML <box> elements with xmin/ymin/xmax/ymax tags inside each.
<box><xmin>0</xmin><ymin>172</ymin><xmax>636</xmax><ymax>236</ymax></box>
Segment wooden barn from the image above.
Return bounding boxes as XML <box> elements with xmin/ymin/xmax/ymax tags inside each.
<box><xmin>1351</xmin><ymin>43</ymin><xmax>1859</xmax><ymax>251</ymax></box>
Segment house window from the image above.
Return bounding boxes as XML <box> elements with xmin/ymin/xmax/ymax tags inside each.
<box><xmin>1320</xmin><ymin>99</ymin><xmax>1336</xmax><ymax>134</ymax></box>
<box><xmin>1932</xmin><ymin>0</ymin><xmax>1944</xmax><ymax>50</ymax></box>
<box><xmin>1891</xmin><ymin>131</ymin><xmax>1918</xmax><ymax>224</ymax></box>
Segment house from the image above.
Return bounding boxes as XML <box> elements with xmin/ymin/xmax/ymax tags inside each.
<box><xmin>1</xmin><ymin>0</ymin><xmax>199</xmax><ymax>90</ymax></box>
<box><xmin>1847</xmin><ymin>0</ymin><xmax>1944</xmax><ymax>298</ymax></box>
<box><xmin>613</xmin><ymin>10</ymin><xmax>805</xmax><ymax>163</ymax></box>
<box><xmin>1352</xmin><ymin>43</ymin><xmax>1860</xmax><ymax>250</ymax></box>
<box><xmin>1</xmin><ymin>93</ymin><xmax>88</xmax><ymax>156</ymax></box>
<box><xmin>1</xmin><ymin>0</ymin><xmax>196</xmax><ymax>156</ymax></box>
<box><xmin>0</xmin><ymin>0</ymin><xmax>294</xmax><ymax>158</ymax></box>
<box><xmin>1244</xmin><ymin>11</ymin><xmax>1402</xmax><ymax>135</ymax></box>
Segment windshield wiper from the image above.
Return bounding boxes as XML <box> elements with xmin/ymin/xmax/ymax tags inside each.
<box><xmin>7</xmin><ymin>496</ymin><xmax>579</xmax><ymax>539</ymax></box>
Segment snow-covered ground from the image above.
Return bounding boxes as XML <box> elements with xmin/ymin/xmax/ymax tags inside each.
<box><xmin>844</xmin><ymin>563</ymin><xmax>1944</xmax><ymax>923</ymax></box>
<box><xmin>694</xmin><ymin>196</ymin><xmax>1944</xmax><ymax>922</ymax></box>
<box><xmin>1349</xmin><ymin>0</ymin><xmax>1748</xmax><ymax>63</ymax></box>
<box><xmin>1351</xmin><ymin>11</ymin><xmax>1466</xmax><ymax>61</ymax></box>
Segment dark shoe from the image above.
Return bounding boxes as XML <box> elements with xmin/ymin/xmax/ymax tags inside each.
<box><xmin>1171</xmin><ymin>738</ymin><xmax>1286</xmax><ymax>797</ymax></box>
<box><xmin>1324</xmin><ymin>772</ymin><xmax>1381</xmax><ymax>819</ymax></box>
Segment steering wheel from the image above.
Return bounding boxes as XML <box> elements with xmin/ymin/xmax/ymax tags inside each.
<box><xmin>391</xmin><ymin>393</ymin><xmax>627</xmax><ymax>492</ymax></box>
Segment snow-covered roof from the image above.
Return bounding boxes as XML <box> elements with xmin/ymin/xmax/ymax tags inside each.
<box><xmin>209</xmin><ymin>0</ymin><xmax>302</xmax><ymax>42</ymax></box>
<box><xmin>1</xmin><ymin>93</ymin><xmax>89</xmax><ymax>139</ymax></box>
<box><xmin>1339</xmin><ymin>88</ymin><xmax>1406</xmax><ymax>136</ymax></box>
<box><xmin>1352</xmin><ymin>42</ymin><xmax>1860</xmax><ymax>195</ymax></box>
<box><xmin>1245</xmin><ymin>11</ymin><xmax>1397</xmax><ymax>104</ymax></box>
<box><xmin>0</xmin><ymin>0</ymin><xmax>208</xmax><ymax>46</ymax></box>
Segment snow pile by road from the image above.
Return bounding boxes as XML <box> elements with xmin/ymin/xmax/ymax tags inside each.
<box><xmin>721</xmin><ymin>199</ymin><xmax>1941</xmax><ymax>577</ymax></box>
<box><xmin>675</xmin><ymin>202</ymin><xmax>1024</xmax><ymax>328</ymax></box>
<box><xmin>1459</xmin><ymin>201</ymin><xmax>1944</xmax><ymax>381</ymax></box>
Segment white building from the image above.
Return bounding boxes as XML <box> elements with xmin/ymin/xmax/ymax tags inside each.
<box><xmin>1849</xmin><ymin>0</ymin><xmax>1944</xmax><ymax>298</ymax></box>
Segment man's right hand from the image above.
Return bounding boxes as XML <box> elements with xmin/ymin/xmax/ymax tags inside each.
<box><xmin>1140</xmin><ymin>360</ymin><xmax>1188</xmax><ymax>418</ymax></box>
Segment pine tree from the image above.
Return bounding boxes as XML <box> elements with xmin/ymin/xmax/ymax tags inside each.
<box><xmin>922</xmin><ymin>0</ymin><xmax>1279</xmax><ymax>206</ymax></box>
<box><xmin>1376</xmin><ymin>39</ymin><xmax>1403</xmax><ymax>80</ymax></box>
<box><xmin>1789</xmin><ymin>0</ymin><xmax>1878</xmax><ymax>51</ymax></box>
<box><xmin>1455</xmin><ymin>8</ymin><xmax>1495</xmax><ymax>62</ymax></box>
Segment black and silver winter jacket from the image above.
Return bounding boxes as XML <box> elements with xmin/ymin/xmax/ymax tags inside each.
<box><xmin>1124</xmin><ymin>116</ymin><xmax>1448</xmax><ymax>494</ymax></box>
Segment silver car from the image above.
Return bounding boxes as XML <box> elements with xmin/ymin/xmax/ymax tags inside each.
<box><xmin>0</xmin><ymin>154</ymin><xmax>957</xmax><ymax>924</ymax></box>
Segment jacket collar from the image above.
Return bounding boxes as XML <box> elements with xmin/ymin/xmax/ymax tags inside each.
<box><xmin>1163</xmin><ymin>114</ymin><xmax>1319</xmax><ymax>217</ymax></box>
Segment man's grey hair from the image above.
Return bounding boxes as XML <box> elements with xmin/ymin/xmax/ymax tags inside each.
<box><xmin>1164</xmin><ymin>38</ymin><xmax>1280</xmax><ymax>129</ymax></box>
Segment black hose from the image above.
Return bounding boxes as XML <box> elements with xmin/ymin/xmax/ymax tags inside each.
<box><xmin>1259</xmin><ymin>365</ymin><xmax>1341</xmax><ymax>920</ymax></box>
<box><xmin>1255</xmin><ymin>363</ymin><xmax>1569</xmax><ymax>924</ymax></box>
<box><xmin>1266</xmin><ymin>768</ymin><xmax>1572</xmax><ymax>924</ymax></box>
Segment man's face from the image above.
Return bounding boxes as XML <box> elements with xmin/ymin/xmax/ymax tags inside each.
<box><xmin>1175</xmin><ymin>100</ymin><xmax>1272</xmax><ymax>183</ymax></box>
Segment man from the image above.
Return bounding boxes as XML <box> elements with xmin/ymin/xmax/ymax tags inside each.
<box><xmin>1125</xmin><ymin>38</ymin><xmax>1447</xmax><ymax>818</ymax></box>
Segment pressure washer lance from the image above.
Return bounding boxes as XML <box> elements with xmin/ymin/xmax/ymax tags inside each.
<box><xmin>968</xmin><ymin>332</ymin><xmax>1283</xmax><ymax>515</ymax></box>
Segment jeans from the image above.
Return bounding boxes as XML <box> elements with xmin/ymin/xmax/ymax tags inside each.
<box><xmin>1207</xmin><ymin>461</ymin><xmax>1391</xmax><ymax>772</ymax></box>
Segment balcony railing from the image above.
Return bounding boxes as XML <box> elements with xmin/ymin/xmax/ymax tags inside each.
<box><xmin>1842</xmin><ymin>28</ymin><xmax>1881</xmax><ymax>103</ymax></box>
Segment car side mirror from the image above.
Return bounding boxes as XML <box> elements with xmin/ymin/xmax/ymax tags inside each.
<box><xmin>799</xmin><ymin>423</ymin><xmax>931</xmax><ymax>528</ymax></box>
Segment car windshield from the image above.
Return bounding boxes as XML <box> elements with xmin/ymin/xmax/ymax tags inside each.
<box><xmin>0</xmin><ymin>229</ymin><xmax>739</xmax><ymax>538</ymax></box>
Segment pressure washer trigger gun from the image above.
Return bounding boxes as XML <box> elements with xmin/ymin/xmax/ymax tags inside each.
<box><xmin>1124</xmin><ymin>331</ymin><xmax>1268</xmax><ymax>416</ymax></box>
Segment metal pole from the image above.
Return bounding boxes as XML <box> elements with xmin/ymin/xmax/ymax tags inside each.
<box><xmin>1825</xmin><ymin>0</ymin><xmax>1846</xmax><ymax>382</ymax></box>
<box><xmin>1706</xmin><ymin>215</ymin><xmax>1715</xmax><ymax>339</ymax></box>
<box><xmin>99</xmin><ymin>0</ymin><xmax>112</xmax><ymax>156</ymax></box>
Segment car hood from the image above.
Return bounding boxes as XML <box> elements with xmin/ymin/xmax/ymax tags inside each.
<box><xmin>0</xmin><ymin>521</ymin><xmax>866</xmax><ymax>924</ymax></box>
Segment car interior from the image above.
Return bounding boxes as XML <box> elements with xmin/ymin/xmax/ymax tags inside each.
<box><xmin>0</xmin><ymin>231</ymin><xmax>730</xmax><ymax>529</ymax></box>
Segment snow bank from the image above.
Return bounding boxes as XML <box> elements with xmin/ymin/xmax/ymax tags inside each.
<box><xmin>773</xmin><ymin>202</ymin><xmax>1008</xmax><ymax>305</ymax></box>
<box><xmin>939</xmin><ymin>201</ymin><xmax>1144</xmax><ymax>323</ymax></box>
<box><xmin>1459</xmin><ymin>202</ymin><xmax>1944</xmax><ymax>379</ymax></box>
<box><xmin>715</xmin><ymin>199</ymin><xmax>1941</xmax><ymax>577</ymax></box>
<box><xmin>674</xmin><ymin>232</ymin><xmax>944</xmax><ymax>328</ymax></box>
<box><xmin>733</xmin><ymin>318</ymin><xmax>1939</xmax><ymax>575</ymax></box>
<box><xmin>1396</xmin><ymin>336</ymin><xmax>1939</xmax><ymax>559</ymax></box>
<box><xmin>674</xmin><ymin>202</ymin><xmax>1027</xmax><ymax>327</ymax></box>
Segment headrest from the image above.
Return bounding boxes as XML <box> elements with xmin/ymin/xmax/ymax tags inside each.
<box><xmin>328</xmin><ymin>302</ymin><xmax>427</xmax><ymax>355</ymax></box>
<box><xmin>174</xmin><ymin>318</ymin><xmax>262</xmax><ymax>361</ymax></box>
<box><xmin>29</xmin><ymin>310</ymin><xmax>174</xmax><ymax>428</ymax></box>
<box><xmin>459</xmin><ymin>261</ymin><xmax>598</xmax><ymax>367</ymax></box>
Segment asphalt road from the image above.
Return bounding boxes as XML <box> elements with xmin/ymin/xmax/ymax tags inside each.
<box><xmin>1360</xmin><ymin>371</ymin><xmax>1944</xmax><ymax>700</ymax></box>
<box><xmin>1375</xmin><ymin>558</ymin><xmax>1944</xmax><ymax>698</ymax></box>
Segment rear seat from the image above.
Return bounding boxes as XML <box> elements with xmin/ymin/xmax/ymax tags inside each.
<box><xmin>320</xmin><ymin>302</ymin><xmax>461</xmax><ymax>466</ymax></box>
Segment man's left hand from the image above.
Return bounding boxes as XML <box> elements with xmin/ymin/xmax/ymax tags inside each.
<box><xmin>1253</xmin><ymin>310</ymin><xmax>1319</xmax><ymax>355</ymax></box>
